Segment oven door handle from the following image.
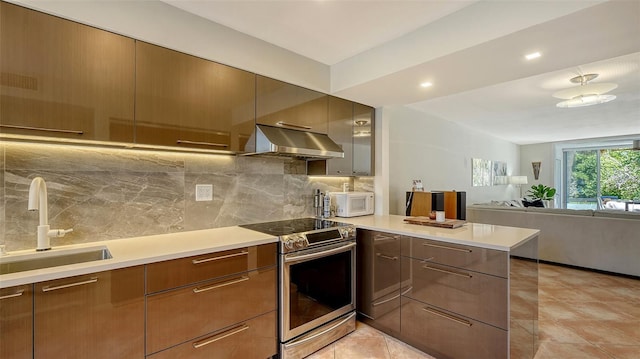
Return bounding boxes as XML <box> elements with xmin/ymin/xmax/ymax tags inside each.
<box><xmin>284</xmin><ymin>242</ymin><xmax>356</xmax><ymax>264</ymax></box>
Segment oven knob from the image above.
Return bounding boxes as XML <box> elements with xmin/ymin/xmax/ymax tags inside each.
<box><xmin>284</xmin><ymin>239</ymin><xmax>295</xmax><ymax>250</ymax></box>
<box><xmin>295</xmin><ymin>239</ymin><xmax>306</xmax><ymax>248</ymax></box>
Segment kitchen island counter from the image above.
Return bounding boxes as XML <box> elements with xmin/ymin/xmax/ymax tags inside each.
<box><xmin>0</xmin><ymin>226</ymin><xmax>277</xmax><ymax>288</ymax></box>
<box><xmin>342</xmin><ymin>215</ymin><xmax>539</xmax><ymax>251</ymax></box>
<box><xmin>348</xmin><ymin>215</ymin><xmax>540</xmax><ymax>359</ymax></box>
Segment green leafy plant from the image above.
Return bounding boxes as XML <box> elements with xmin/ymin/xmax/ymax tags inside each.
<box><xmin>526</xmin><ymin>184</ymin><xmax>557</xmax><ymax>201</ymax></box>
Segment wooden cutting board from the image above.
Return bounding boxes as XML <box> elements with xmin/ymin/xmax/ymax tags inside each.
<box><xmin>404</xmin><ymin>216</ymin><xmax>467</xmax><ymax>229</ymax></box>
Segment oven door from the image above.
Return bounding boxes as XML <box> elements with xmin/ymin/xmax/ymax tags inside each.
<box><xmin>280</xmin><ymin>240</ymin><xmax>356</xmax><ymax>342</ymax></box>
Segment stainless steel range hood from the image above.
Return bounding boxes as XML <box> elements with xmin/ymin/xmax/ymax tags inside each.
<box><xmin>244</xmin><ymin>125</ymin><xmax>344</xmax><ymax>159</ymax></box>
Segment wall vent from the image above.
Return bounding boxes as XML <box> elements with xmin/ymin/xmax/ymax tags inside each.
<box><xmin>1</xmin><ymin>72</ymin><xmax>38</xmax><ymax>90</ymax></box>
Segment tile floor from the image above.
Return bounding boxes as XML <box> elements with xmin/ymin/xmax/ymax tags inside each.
<box><xmin>306</xmin><ymin>262</ymin><xmax>640</xmax><ymax>359</ymax></box>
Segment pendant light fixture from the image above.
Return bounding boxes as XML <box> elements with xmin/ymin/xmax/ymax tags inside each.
<box><xmin>552</xmin><ymin>74</ymin><xmax>617</xmax><ymax>108</ymax></box>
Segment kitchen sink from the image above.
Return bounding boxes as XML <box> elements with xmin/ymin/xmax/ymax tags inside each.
<box><xmin>0</xmin><ymin>246</ymin><xmax>112</xmax><ymax>275</ymax></box>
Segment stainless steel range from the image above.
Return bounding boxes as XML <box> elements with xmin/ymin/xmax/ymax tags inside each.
<box><xmin>240</xmin><ymin>218</ymin><xmax>356</xmax><ymax>359</ymax></box>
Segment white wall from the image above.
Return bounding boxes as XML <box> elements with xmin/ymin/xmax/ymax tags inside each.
<box><xmin>380</xmin><ymin>106</ymin><xmax>521</xmax><ymax>215</ymax></box>
<box><xmin>520</xmin><ymin>143</ymin><xmax>555</xmax><ymax>188</ymax></box>
<box><xmin>10</xmin><ymin>0</ymin><xmax>330</xmax><ymax>93</ymax></box>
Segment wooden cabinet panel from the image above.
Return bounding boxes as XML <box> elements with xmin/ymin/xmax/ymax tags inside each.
<box><xmin>146</xmin><ymin>266</ymin><xmax>276</xmax><ymax>355</ymax></box>
<box><xmin>402</xmin><ymin>236</ymin><xmax>508</xmax><ymax>278</ymax></box>
<box><xmin>147</xmin><ymin>311</ymin><xmax>277</xmax><ymax>359</ymax></box>
<box><xmin>135</xmin><ymin>41</ymin><xmax>255</xmax><ymax>152</ymax></box>
<box><xmin>311</xmin><ymin>99</ymin><xmax>375</xmax><ymax>176</ymax></box>
<box><xmin>352</xmin><ymin>103</ymin><xmax>374</xmax><ymax>176</ymax></box>
<box><xmin>256</xmin><ymin>75</ymin><xmax>328</xmax><ymax>134</ymax></box>
<box><xmin>34</xmin><ymin>266</ymin><xmax>145</xmax><ymax>359</ymax></box>
<box><xmin>403</xmin><ymin>256</ymin><xmax>508</xmax><ymax>329</ymax></box>
<box><xmin>326</xmin><ymin>96</ymin><xmax>353</xmax><ymax>175</ymax></box>
<box><xmin>401</xmin><ymin>296</ymin><xmax>507</xmax><ymax>359</ymax></box>
<box><xmin>0</xmin><ymin>2</ymin><xmax>135</xmax><ymax>142</ymax></box>
<box><xmin>0</xmin><ymin>284</ymin><xmax>33</xmax><ymax>359</ymax></box>
<box><xmin>146</xmin><ymin>243</ymin><xmax>277</xmax><ymax>294</ymax></box>
<box><xmin>356</xmin><ymin>230</ymin><xmax>408</xmax><ymax>334</ymax></box>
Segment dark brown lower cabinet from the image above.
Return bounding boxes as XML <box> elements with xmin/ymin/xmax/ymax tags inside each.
<box><xmin>356</xmin><ymin>229</ymin><xmax>409</xmax><ymax>335</ymax></box>
<box><xmin>0</xmin><ymin>284</ymin><xmax>33</xmax><ymax>359</ymax></box>
<box><xmin>34</xmin><ymin>266</ymin><xmax>145</xmax><ymax>359</ymax></box>
<box><xmin>357</xmin><ymin>230</ymin><xmax>538</xmax><ymax>359</ymax></box>
<box><xmin>400</xmin><ymin>296</ymin><xmax>507</xmax><ymax>359</ymax></box>
<box><xmin>147</xmin><ymin>311</ymin><xmax>277</xmax><ymax>359</ymax></box>
<box><xmin>146</xmin><ymin>267</ymin><xmax>276</xmax><ymax>355</ymax></box>
<box><xmin>145</xmin><ymin>243</ymin><xmax>278</xmax><ymax>359</ymax></box>
<box><xmin>403</xmin><ymin>256</ymin><xmax>508</xmax><ymax>329</ymax></box>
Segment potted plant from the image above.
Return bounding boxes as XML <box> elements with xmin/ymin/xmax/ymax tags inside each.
<box><xmin>526</xmin><ymin>184</ymin><xmax>556</xmax><ymax>207</ymax></box>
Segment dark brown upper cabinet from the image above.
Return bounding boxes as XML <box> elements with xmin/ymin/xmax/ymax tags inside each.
<box><xmin>134</xmin><ymin>42</ymin><xmax>256</xmax><ymax>152</ymax></box>
<box><xmin>309</xmin><ymin>98</ymin><xmax>374</xmax><ymax>176</ymax></box>
<box><xmin>0</xmin><ymin>2</ymin><xmax>135</xmax><ymax>142</ymax></box>
<box><xmin>325</xmin><ymin>96</ymin><xmax>354</xmax><ymax>175</ymax></box>
<box><xmin>352</xmin><ymin>103</ymin><xmax>374</xmax><ymax>176</ymax></box>
<box><xmin>256</xmin><ymin>75</ymin><xmax>328</xmax><ymax>134</ymax></box>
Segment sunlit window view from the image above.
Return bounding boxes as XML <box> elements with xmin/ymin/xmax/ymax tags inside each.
<box><xmin>564</xmin><ymin>147</ymin><xmax>640</xmax><ymax>210</ymax></box>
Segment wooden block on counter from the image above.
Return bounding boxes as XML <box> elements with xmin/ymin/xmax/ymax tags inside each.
<box><xmin>404</xmin><ymin>216</ymin><xmax>466</xmax><ymax>229</ymax></box>
<box><xmin>406</xmin><ymin>192</ymin><xmax>432</xmax><ymax>216</ymax></box>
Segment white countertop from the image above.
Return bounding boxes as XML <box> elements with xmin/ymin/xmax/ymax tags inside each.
<box><xmin>1</xmin><ymin>216</ymin><xmax>539</xmax><ymax>288</ymax></box>
<box><xmin>340</xmin><ymin>215</ymin><xmax>539</xmax><ymax>251</ymax></box>
<box><xmin>0</xmin><ymin>226</ymin><xmax>277</xmax><ymax>288</ymax></box>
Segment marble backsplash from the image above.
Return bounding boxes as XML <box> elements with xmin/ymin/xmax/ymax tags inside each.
<box><xmin>0</xmin><ymin>141</ymin><xmax>374</xmax><ymax>251</ymax></box>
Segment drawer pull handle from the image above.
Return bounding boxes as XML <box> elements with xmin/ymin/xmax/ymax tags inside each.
<box><xmin>376</xmin><ymin>253</ymin><xmax>398</xmax><ymax>261</ymax></box>
<box><xmin>0</xmin><ymin>124</ymin><xmax>84</xmax><ymax>135</ymax></box>
<box><xmin>0</xmin><ymin>289</ymin><xmax>25</xmax><ymax>300</ymax></box>
<box><xmin>422</xmin><ymin>307</ymin><xmax>472</xmax><ymax>327</ymax></box>
<box><xmin>192</xmin><ymin>324</ymin><xmax>249</xmax><ymax>348</ymax></box>
<box><xmin>372</xmin><ymin>286</ymin><xmax>413</xmax><ymax>307</ymax></box>
<box><xmin>42</xmin><ymin>277</ymin><xmax>98</xmax><ymax>292</ymax></box>
<box><xmin>422</xmin><ymin>242</ymin><xmax>472</xmax><ymax>253</ymax></box>
<box><xmin>192</xmin><ymin>250</ymin><xmax>249</xmax><ymax>264</ymax></box>
<box><xmin>374</xmin><ymin>235</ymin><xmax>400</xmax><ymax>242</ymax></box>
<box><xmin>275</xmin><ymin>121</ymin><xmax>312</xmax><ymax>130</ymax></box>
<box><xmin>422</xmin><ymin>264</ymin><xmax>472</xmax><ymax>279</ymax></box>
<box><xmin>193</xmin><ymin>276</ymin><xmax>249</xmax><ymax>293</ymax></box>
<box><xmin>177</xmin><ymin>139</ymin><xmax>229</xmax><ymax>148</ymax></box>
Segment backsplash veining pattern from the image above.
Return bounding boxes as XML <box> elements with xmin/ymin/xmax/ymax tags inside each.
<box><xmin>0</xmin><ymin>142</ymin><xmax>374</xmax><ymax>251</ymax></box>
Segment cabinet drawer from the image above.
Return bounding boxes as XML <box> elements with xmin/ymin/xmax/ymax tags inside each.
<box><xmin>146</xmin><ymin>243</ymin><xmax>276</xmax><ymax>293</ymax></box>
<box><xmin>401</xmin><ymin>236</ymin><xmax>507</xmax><ymax>277</ymax></box>
<box><xmin>400</xmin><ymin>296</ymin><xmax>507</xmax><ymax>359</ymax></box>
<box><xmin>34</xmin><ymin>267</ymin><xmax>145</xmax><ymax>359</ymax></box>
<box><xmin>1</xmin><ymin>285</ymin><xmax>33</xmax><ymax>359</ymax></box>
<box><xmin>146</xmin><ymin>266</ymin><xmax>276</xmax><ymax>354</ymax></box>
<box><xmin>403</xmin><ymin>257</ymin><xmax>507</xmax><ymax>329</ymax></box>
<box><xmin>147</xmin><ymin>310</ymin><xmax>277</xmax><ymax>359</ymax></box>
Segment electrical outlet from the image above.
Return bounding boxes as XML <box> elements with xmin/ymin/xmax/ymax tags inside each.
<box><xmin>195</xmin><ymin>184</ymin><xmax>213</xmax><ymax>202</ymax></box>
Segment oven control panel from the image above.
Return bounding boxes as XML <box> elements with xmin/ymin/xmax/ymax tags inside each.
<box><xmin>282</xmin><ymin>234</ymin><xmax>309</xmax><ymax>251</ymax></box>
<box><xmin>280</xmin><ymin>225</ymin><xmax>356</xmax><ymax>253</ymax></box>
<box><xmin>338</xmin><ymin>226</ymin><xmax>356</xmax><ymax>240</ymax></box>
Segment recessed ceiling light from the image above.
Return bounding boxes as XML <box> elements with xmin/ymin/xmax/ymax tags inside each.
<box><xmin>525</xmin><ymin>52</ymin><xmax>541</xmax><ymax>60</ymax></box>
<box><xmin>420</xmin><ymin>82</ymin><xmax>433</xmax><ymax>88</ymax></box>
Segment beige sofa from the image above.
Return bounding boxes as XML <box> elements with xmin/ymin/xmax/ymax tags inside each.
<box><xmin>467</xmin><ymin>205</ymin><xmax>640</xmax><ymax>277</ymax></box>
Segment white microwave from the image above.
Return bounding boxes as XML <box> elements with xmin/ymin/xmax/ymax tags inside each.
<box><xmin>331</xmin><ymin>192</ymin><xmax>375</xmax><ymax>217</ymax></box>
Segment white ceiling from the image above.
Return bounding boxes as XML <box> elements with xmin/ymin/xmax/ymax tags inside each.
<box><xmin>164</xmin><ymin>0</ymin><xmax>639</xmax><ymax>145</ymax></box>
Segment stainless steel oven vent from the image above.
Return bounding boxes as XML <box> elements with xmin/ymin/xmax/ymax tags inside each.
<box><xmin>243</xmin><ymin>125</ymin><xmax>344</xmax><ymax>159</ymax></box>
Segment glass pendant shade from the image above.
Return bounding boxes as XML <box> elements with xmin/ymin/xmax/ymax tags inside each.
<box><xmin>553</xmin><ymin>74</ymin><xmax>617</xmax><ymax>108</ymax></box>
<box><xmin>552</xmin><ymin>82</ymin><xmax>618</xmax><ymax>99</ymax></box>
<box><xmin>556</xmin><ymin>94</ymin><xmax>616</xmax><ymax>108</ymax></box>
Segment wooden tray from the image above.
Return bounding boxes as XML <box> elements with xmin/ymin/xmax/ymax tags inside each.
<box><xmin>404</xmin><ymin>216</ymin><xmax>466</xmax><ymax>229</ymax></box>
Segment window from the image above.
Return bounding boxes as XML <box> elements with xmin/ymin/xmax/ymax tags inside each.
<box><xmin>563</xmin><ymin>146</ymin><xmax>640</xmax><ymax>209</ymax></box>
